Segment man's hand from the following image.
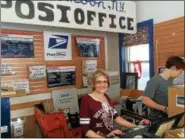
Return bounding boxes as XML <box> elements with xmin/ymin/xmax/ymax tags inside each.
<box><xmin>139</xmin><ymin>119</ymin><xmax>151</xmax><ymax>125</ymax></box>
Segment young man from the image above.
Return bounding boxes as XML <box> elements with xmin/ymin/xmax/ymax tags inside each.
<box><xmin>142</xmin><ymin>56</ymin><xmax>185</xmax><ymax>120</ymax></box>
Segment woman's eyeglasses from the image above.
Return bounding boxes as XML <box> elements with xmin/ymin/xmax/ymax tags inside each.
<box><xmin>95</xmin><ymin>80</ymin><xmax>108</xmax><ymax>85</ymax></box>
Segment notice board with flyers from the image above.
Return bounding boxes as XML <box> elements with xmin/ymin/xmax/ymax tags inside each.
<box><xmin>1</xmin><ymin>29</ymin><xmax>106</xmax><ymax>94</ymax></box>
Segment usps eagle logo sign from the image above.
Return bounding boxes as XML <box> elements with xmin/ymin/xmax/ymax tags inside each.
<box><xmin>44</xmin><ymin>32</ymin><xmax>72</xmax><ymax>61</ymax></box>
<box><xmin>48</xmin><ymin>35</ymin><xmax>68</xmax><ymax>49</ymax></box>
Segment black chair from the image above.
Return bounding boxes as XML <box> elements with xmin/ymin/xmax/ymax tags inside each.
<box><xmin>67</xmin><ymin>112</ymin><xmax>80</xmax><ymax>128</ymax></box>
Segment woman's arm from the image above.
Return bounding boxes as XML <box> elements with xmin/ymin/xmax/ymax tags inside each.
<box><xmin>85</xmin><ymin>130</ymin><xmax>104</xmax><ymax>138</ymax></box>
<box><xmin>114</xmin><ymin>116</ymin><xmax>136</xmax><ymax>128</ymax></box>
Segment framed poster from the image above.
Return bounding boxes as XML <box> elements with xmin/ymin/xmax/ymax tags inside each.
<box><xmin>122</xmin><ymin>72</ymin><xmax>138</xmax><ymax>89</ymax></box>
<box><xmin>29</xmin><ymin>65</ymin><xmax>46</xmax><ymax>79</ymax></box>
<box><xmin>76</xmin><ymin>38</ymin><xmax>100</xmax><ymax>57</ymax></box>
<box><xmin>44</xmin><ymin>31</ymin><xmax>72</xmax><ymax>60</ymax></box>
<box><xmin>1</xmin><ymin>34</ymin><xmax>34</xmax><ymax>58</ymax></box>
<box><xmin>47</xmin><ymin>66</ymin><xmax>76</xmax><ymax>88</ymax></box>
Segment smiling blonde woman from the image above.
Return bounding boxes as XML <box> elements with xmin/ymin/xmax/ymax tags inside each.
<box><xmin>80</xmin><ymin>69</ymin><xmax>150</xmax><ymax>138</ymax></box>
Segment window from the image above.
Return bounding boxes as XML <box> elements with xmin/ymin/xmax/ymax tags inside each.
<box><xmin>125</xmin><ymin>44</ymin><xmax>150</xmax><ymax>90</ymax></box>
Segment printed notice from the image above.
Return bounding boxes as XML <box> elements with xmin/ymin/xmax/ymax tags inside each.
<box><xmin>176</xmin><ymin>95</ymin><xmax>185</xmax><ymax>108</ymax></box>
<box><xmin>29</xmin><ymin>65</ymin><xmax>46</xmax><ymax>79</ymax></box>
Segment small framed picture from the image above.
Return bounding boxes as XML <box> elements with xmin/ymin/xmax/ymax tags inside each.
<box><xmin>122</xmin><ymin>72</ymin><xmax>138</xmax><ymax>89</ymax></box>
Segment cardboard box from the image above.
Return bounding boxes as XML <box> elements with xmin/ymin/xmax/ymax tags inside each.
<box><xmin>164</xmin><ymin>128</ymin><xmax>184</xmax><ymax>138</ymax></box>
<box><xmin>168</xmin><ymin>85</ymin><xmax>184</xmax><ymax>127</ymax></box>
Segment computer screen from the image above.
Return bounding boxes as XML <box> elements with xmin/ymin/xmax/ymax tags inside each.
<box><xmin>148</xmin><ymin>112</ymin><xmax>184</xmax><ymax>137</ymax></box>
<box><xmin>155</xmin><ymin>119</ymin><xmax>175</xmax><ymax>137</ymax></box>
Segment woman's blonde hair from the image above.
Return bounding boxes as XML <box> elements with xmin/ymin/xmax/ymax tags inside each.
<box><xmin>89</xmin><ymin>69</ymin><xmax>110</xmax><ymax>91</ymax></box>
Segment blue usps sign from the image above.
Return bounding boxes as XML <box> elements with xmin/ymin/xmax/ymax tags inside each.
<box><xmin>48</xmin><ymin>35</ymin><xmax>68</xmax><ymax>49</ymax></box>
<box><xmin>1</xmin><ymin>34</ymin><xmax>34</xmax><ymax>58</ymax></box>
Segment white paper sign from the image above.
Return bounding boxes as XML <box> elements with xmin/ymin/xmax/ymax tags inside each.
<box><xmin>47</xmin><ymin>66</ymin><xmax>75</xmax><ymax>73</ymax></box>
<box><xmin>52</xmin><ymin>88</ymin><xmax>79</xmax><ymax>114</ymax></box>
<box><xmin>176</xmin><ymin>95</ymin><xmax>185</xmax><ymax>108</ymax></box>
<box><xmin>2</xmin><ymin>80</ymin><xmax>30</xmax><ymax>93</ymax></box>
<box><xmin>1</xmin><ymin>126</ymin><xmax>8</xmax><ymax>133</ymax></box>
<box><xmin>44</xmin><ymin>31</ymin><xmax>72</xmax><ymax>61</ymax></box>
<box><xmin>1</xmin><ymin>63</ymin><xmax>13</xmax><ymax>75</ymax></box>
<box><xmin>12</xmin><ymin>121</ymin><xmax>24</xmax><ymax>137</ymax></box>
<box><xmin>1</xmin><ymin>1</ymin><xmax>136</xmax><ymax>34</ymax></box>
<box><xmin>83</xmin><ymin>60</ymin><xmax>97</xmax><ymax>74</ymax></box>
<box><xmin>29</xmin><ymin>65</ymin><xmax>46</xmax><ymax>79</ymax></box>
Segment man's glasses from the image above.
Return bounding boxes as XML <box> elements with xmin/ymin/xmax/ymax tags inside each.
<box><xmin>95</xmin><ymin>80</ymin><xmax>108</xmax><ymax>85</ymax></box>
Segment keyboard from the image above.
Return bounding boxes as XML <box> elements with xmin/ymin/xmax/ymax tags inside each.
<box><xmin>120</xmin><ymin>125</ymin><xmax>149</xmax><ymax>138</ymax></box>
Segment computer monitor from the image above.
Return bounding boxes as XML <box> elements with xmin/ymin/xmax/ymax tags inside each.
<box><xmin>147</xmin><ymin>112</ymin><xmax>185</xmax><ymax>137</ymax></box>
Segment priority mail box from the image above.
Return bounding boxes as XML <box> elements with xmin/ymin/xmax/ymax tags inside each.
<box><xmin>168</xmin><ymin>85</ymin><xmax>184</xmax><ymax>126</ymax></box>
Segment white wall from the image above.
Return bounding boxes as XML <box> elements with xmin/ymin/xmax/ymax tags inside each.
<box><xmin>136</xmin><ymin>1</ymin><xmax>184</xmax><ymax>24</ymax></box>
<box><xmin>1</xmin><ymin>23</ymin><xmax>119</xmax><ymax>72</ymax></box>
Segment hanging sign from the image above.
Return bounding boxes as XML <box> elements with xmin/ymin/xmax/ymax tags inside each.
<box><xmin>1</xmin><ymin>0</ymin><xmax>136</xmax><ymax>34</ymax></box>
<box><xmin>133</xmin><ymin>61</ymin><xmax>142</xmax><ymax>79</ymax></box>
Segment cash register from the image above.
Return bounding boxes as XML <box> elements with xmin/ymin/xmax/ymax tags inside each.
<box><xmin>106</xmin><ymin>112</ymin><xmax>184</xmax><ymax>138</ymax></box>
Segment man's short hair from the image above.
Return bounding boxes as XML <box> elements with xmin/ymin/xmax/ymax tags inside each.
<box><xmin>166</xmin><ymin>56</ymin><xmax>185</xmax><ymax>70</ymax></box>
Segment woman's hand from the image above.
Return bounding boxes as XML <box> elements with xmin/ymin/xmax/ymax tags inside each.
<box><xmin>107</xmin><ymin>129</ymin><xmax>123</xmax><ymax>137</ymax></box>
<box><xmin>139</xmin><ymin>119</ymin><xmax>150</xmax><ymax>125</ymax></box>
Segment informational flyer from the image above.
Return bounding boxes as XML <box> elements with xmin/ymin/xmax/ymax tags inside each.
<box><xmin>1</xmin><ymin>34</ymin><xmax>34</xmax><ymax>58</ymax></box>
<box><xmin>47</xmin><ymin>66</ymin><xmax>76</xmax><ymax>87</ymax></box>
<box><xmin>1</xmin><ymin>63</ymin><xmax>13</xmax><ymax>75</ymax></box>
<box><xmin>82</xmin><ymin>60</ymin><xmax>97</xmax><ymax>74</ymax></box>
<box><xmin>52</xmin><ymin>88</ymin><xmax>79</xmax><ymax>113</ymax></box>
<box><xmin>29</xmin><ymin>65</ymin><xmax>46</xmax><ymax>79</ymax></box>
<box><xmin>1</xmin><ymin>80</ymin><xmax>30</xmax><ymax>94</ymax></box>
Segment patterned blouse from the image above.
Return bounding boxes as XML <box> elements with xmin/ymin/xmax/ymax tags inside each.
<box><xmin>80</xmin><ymin>94</ymin><xmax>118</xmax><ymax>137</ymax></box>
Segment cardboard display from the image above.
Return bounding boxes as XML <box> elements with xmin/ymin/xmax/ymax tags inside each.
<box><xmin>164</xmin><ymin>128</ymin><xmax>184</xmax><ymax>138</ymax></box>
<box><xmin>168</xmin><ymin>85</ymin><xmax>184</xmax><ymax>127</ymax></box>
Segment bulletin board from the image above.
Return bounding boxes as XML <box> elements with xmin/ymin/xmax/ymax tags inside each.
<box><xmin>1</xmin><ymin>29</ymin><xmax>105</xmax><ymax>94</ymax></box>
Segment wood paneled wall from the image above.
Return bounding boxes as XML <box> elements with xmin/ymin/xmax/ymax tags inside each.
<box><xmin>1</xmin><ymin>29</ymin><xmax>105</xmax><ymax>94</ymax></box>
<box><xmin>154</xmin><ymin>16</ymin><xmax>184</xmax><ymax>74</ymax></box>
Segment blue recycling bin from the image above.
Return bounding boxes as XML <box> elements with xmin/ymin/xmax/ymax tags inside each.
<box><xmin>1</xmin><ymin>97</ymin><xmax>11</xmax><ymax>138</ymax></box>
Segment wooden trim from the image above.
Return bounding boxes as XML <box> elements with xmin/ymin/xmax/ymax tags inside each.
<box><xmin>10</xmin><ymin>100</ymin><xmax>44</xmax><ymax>110</ymax></box>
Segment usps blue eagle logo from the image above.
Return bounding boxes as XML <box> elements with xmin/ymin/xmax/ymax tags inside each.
<box><xmin>48</xmin><ymin>35</ymin><xmax>68</xmax><ymax>49</ymax></box>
